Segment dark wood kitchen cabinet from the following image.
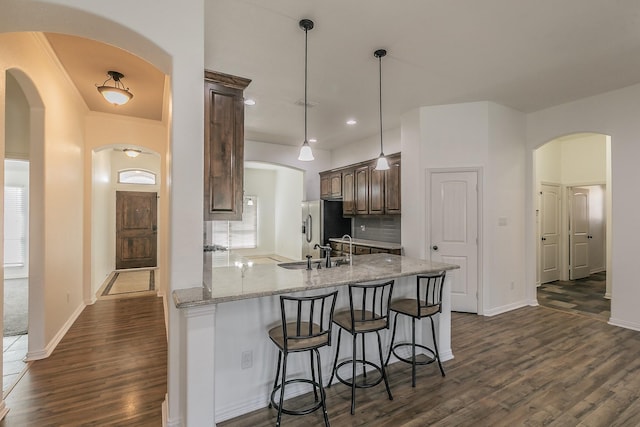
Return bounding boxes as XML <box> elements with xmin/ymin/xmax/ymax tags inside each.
<box><xmin>369</xmin><ymin>164</ymin><xmax>385</xmax><ymax>214</ymax></box>
<box><xmin>204</xmin><ymin>70</ymin><xmax>251</xmax><ymax>221</ymax></box>
<box><xmin>354</xmin><ymin>165</ymin><xmax>369</xmax><ymax>215</ymax></box>
<box><xmin>342</xmin><ymin>168</ymin><xmax>355</xmax><ymax>215</ymax></box>
<box><xmin>384</xmin><ymin>154</ymin><xmax>401</xmax><ymax>214</ymax></box>
<box><xmin>320</xmin><ymin>171</ymin><xmax>342</xmax><ymax>199</ymax></box>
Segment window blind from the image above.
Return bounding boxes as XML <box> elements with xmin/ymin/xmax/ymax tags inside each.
<box><xmin>4</xmin><ymin>186</ymin><xmax>26</xmax><ymax>267</ymax></box>
<box><xmin>211</xmin><ymin>196</ymin><xmax>257</xmax><ymax>249</ymax></box>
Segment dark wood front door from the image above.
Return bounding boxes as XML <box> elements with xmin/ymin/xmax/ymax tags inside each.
<box><xmin>116</xmin><ymin>191</ymin><xmax>157</xmax><ymax>269</ymax></box>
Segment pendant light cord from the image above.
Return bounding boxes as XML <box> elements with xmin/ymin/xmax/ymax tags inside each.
<box><xmin>378</xmin><ymin>54</ymin><xmax>383</xmax><ymax>155</ymax></box>
<box><xmin>304</xmin><ymin>25</ymin><xmax>308</xmax><ymax>143</ymax></box>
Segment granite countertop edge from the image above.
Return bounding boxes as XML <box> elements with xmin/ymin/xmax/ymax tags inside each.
<box><xmin>328</xmin><ymin>238</ymin><xmax>402</xmax><ymax>250</ymax></box>
<box><xmin>173</xmin><ymin>254</ymin><xmax>458</xmax><ymax>309</ymax></box>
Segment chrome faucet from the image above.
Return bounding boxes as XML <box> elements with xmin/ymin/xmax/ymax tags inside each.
<box><xmin>341</xmin><ymin>234</ymin><xmax>353</xmax><ymax>265</ymax></box>
<box><xmin>314</xmin><ymin>243</ymin><xmax>332</xmax><ymax>268</ymax></box>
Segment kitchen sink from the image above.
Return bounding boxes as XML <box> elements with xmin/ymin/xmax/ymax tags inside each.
<box><xmin>278</xmin><ymin>257</ymin><xmax>349</xmax><ymax>270</ymax></box>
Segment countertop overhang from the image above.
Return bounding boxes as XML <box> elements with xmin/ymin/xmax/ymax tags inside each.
<box><xmin>173</xmin><ymin>253</ymin><xmax>459</xmax><ymax>309</ymax></box>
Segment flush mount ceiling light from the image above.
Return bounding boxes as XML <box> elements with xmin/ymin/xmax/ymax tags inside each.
<box><xmin>374</xmin><ymin>49</ymin><xmax>390</xmax><ymax>171</ymax></box>
<box><xmin>297</xmin><ymin>19</ymin><xmax>315</xmax><ymax>162</ymax></box>
<box><xmin>123</xmin><ymin>148</ymin><xmax>141</xmax><ymax>158</ymax></box>
<box><xmin>96</xmin><ymin>71</ymin><xmax>133</xmax><ymax>106</ymax></box>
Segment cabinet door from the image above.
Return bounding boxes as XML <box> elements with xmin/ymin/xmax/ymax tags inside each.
<box><xmin>330</xmin><ymin>173</ymin><xmax>342</xmax><ymax>198</ymax></box>
<box><xmin>342</xmin><ymin>169</ymin><xmax>355</xmax><ymax>215</ymax></box>
<box><xmin>203</xmin><ymin>71</ymin><xmax>250</xmax><ymax>221</ymax></box>
<box><xmin>320</xmin><ymin>173</ymin><xmax>331</xmax><ymax>199</ymax></box>
<box><xmin>369</xmin><ymin>165</ymin><xmax>384</xmax><ymax>214</ymax></box>
<box><xmin>355</xmin><ymin>165</ymin><xmax>369</xmax><ymax>215</ymax></box>
<box><xmin>385</xmin><ymin>155</ymin><xmax>401</xmax><ymax>214</ymax></box>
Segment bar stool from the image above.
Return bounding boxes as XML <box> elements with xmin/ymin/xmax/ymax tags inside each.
<box><xmin>386</xmin><ymin>272</ymin><xmax>446</xmax><ymax>387</ymax></box>
<box><xmin>268</xmin><ymin>290</ymin><xmax>338</xmax><ymax>427</ymax></box>
<box><xmin>328</xmin><ymin>280</ymin><xmax>394</xmax><ymax>414</ymax></box>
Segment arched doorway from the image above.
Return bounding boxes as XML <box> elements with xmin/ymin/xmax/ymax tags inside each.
<box><xmin>533</xmin><ymin>132</ymin><xmax>612</xmax><ymax>320</ymax></box>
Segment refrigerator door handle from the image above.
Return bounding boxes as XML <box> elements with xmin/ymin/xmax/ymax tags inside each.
<box><xmin>306</xmin><ymin>214</ymin><xmax>312</xmax><ymax>243</ymax></box>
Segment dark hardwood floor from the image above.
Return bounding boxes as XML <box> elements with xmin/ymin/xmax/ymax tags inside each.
<box><xmin>537</xmin><ymin>271</ymin><xmax>610</xmax><ymax>321</ymax></box>
<box><xmin>221</xmin><ymin>305</ymin><xmax>640</xmax><ymax>426</ymax></box>
<box><xmin>0</xmin><ymin>295</ymin><xmax>166</xmax><ymax>426</ymax></box>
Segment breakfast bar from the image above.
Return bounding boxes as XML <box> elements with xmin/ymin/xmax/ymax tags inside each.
<box><xmin>173</xmin><ymin>253</ymin><xmax>459</xmax><ymax>424</ymax></box>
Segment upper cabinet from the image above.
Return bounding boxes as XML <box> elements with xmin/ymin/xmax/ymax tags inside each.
<box><xmin>203</xmin><ymin>70</ymin><xmax>251</xmax><ymax>221</ymax></box>
<box><xmin>320</xmin><ymin>171</ymin><xmax>342</xmax><ymax>199</ymax></box>
<box><xmin>321</xmin><ymin>153</ymin><xmax>401</xmax><ymax>216</ymax></box>
<box><xmin>384</xmin><ymin>154</ymin><xmax>401</xmax><ymax>214</ymax></box>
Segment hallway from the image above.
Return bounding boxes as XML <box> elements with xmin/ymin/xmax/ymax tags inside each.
<box><xmin>0</xmin><ymin>295</ymin><xmax>166</xmax><ymax>426</ymax></box>
<box><xmin>537</xmin><ymin>272</ymin><xmax>609</xmax><ymax>322</ymax></box>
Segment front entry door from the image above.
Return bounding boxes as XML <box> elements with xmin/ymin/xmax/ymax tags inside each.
<box><xmin>569</xmin><ymin>187</ymin><xmax>590</xmax><ymax>280</ymax></box>
<box><xmin>116</xmin><ymin>191</ymin><xmax>157</xmax><ymax>269</ymax></box>
<box><xmin>430</xmin><ymin>170</ymin><xmax>479</xmax><ymax>313</ymax></box>
<box><xmin>540</xmin><ymin>184</ymin><xmax>561</xmax><ymax>284</ymax></box>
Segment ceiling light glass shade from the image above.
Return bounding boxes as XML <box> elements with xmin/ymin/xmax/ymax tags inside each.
<box><xmin>124</xmin><ymin>148</ymin><xmax>141</xmax><ymax>158</ymax></box>
<box><xmin>298</xmin><ymin>141</ymin><xmax>314</xmax><ymax>161</ymax></box>
<box><xmin>96</xmin><ymin>71</ymin><xmax>133</xmax><ymax>106</ymax></box>
<box><xmin>375</xmin><ymin>154</ymin><xmax>390</xmax><ymax>170</ymax></box>
<box><xmin>98</xmin><ymin>86</ymin><xmax>133</xmax><ymax>105</ymax></box>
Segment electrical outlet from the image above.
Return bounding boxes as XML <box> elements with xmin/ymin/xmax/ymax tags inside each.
<box><xmin>241</xmin><ymin>350</ymin><xmax>253</xmax><ymax>369</ymax></box>
<box><xmin>360</xmin><ymin>225</ymin><xmax>366</xmax><ymax>231</ymax></box>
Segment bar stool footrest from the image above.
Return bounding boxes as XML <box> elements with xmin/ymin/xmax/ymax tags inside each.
<box><xmin>390</xmin><ymin>343</ymin><xmax>437</xmax><ymax>366</ymax></box>
<box><xmin>270</xmin><ymin>378</ymin><xmax>323</xmax><ymax>416</ymax></box>
<box><xmin>334</xmin><ymin>359</ymin><xmax>385</xmax><ymax>389</ymax></box>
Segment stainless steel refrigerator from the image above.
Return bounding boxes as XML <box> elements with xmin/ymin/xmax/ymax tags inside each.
<box><xmin>301</xmin><ymin>200</ymin><xmax>351</xmax><ymax>259</ymax></box>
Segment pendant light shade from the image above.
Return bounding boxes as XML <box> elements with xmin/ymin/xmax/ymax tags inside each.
<box><xmin>96</xmin><ymin>71</ymin><xmax>133</xmax><ymax>106</ymax></box>
<box><xmin>374</xmin><ymin>49</ymin><xmax>390</xmax><ymax>171</ymax></box>
<box><xmin>298</xmin><ymin>19</ymin><xmax>315</xmax><ymax>161</ymax></box>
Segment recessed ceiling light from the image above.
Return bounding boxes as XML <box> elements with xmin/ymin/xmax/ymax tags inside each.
<box><xmin>244</xmin><ymin>99</ymin><xmax>256</xmax><ymax>106</ymax></box>
<box><xmin>346</xmin><ymin>119</ymin><xmax>357</xmax><ymax>125</ymax></box>
<box><xmin>309</xmin><ymin>138</ymin><xmax>317</xmax><ymax>143</ymax></box>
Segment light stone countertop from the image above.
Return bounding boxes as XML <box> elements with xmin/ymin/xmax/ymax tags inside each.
<box><xmin>328</xmin><ymin>238</ymin><xmax>402</xmax><ymax>251</ymax></box>
<box><xmin>172</xmin><ymin>253</ymin><xmax>458</xmax><ymax>308</ymax></box>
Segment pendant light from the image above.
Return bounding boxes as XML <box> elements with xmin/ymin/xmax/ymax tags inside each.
<box><xmin>298</xmin><ymin>19</ymin><xmax>315</xmax><ymax>161</ymax></box>
<box><xmin>374</xmin><ymin>49</ymin><xmax>390</xmax><ymax>171</ymax></box>
<box><xmin>96</xmin><ymin>71</ymin><xmax>133</xmax><ymax>106</ymax></box>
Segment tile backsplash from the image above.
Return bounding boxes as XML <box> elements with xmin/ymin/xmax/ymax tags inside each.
<box><xmin>353</xmin><ymin>216</ymin><xmax>401</xmax><ymax>243</ymax></box>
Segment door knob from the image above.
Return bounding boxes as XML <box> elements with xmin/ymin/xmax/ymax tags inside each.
<box><xmin>432</xmin><ymin>245</ymin><xmax>438</xmax><ymax>251</ymax></box>
<box><xmin>541</xmin><ymin>237</ymin><xmax>546</xmax><ymax>241</ymax></box>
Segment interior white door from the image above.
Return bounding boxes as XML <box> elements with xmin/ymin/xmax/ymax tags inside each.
<box><xmin>540</xmin><ymin>184</ymin><xmax>561</xmax><ymax>284</ymax></box>
<box><xmin>570</xmin><ymin>187</ymin><xmax>590</xmax><ymax>280</ymax></box>
<box><xmin>430</xmin><ymin>171</ymin><xmax>478</xmax><ymax>313</ymax></box>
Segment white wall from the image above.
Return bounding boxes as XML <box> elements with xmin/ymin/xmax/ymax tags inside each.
<box><xmin>0</xmin><ymin>32</ymin><xmax>87</xmax><ymax>360</ymax></box>
<box><xmin>561</xmin><ymin>134</ymin><xmax>607</xmax><ymax>184</ymax></box>
<box><xmin>237</xmin><ymin>168</ymin><xmax>276</xmax><ymax>256</ymax></box>
<box><xmin>535</xmin><ymin>141</ymin><xmax>562</xmax><ymax>184</ymax></box>
<box><xmin>91</xmin><ymin>149</ymin><xmax>111</xmax><ymax>296</ymax></box>
<box><xmin>330</xmin><ymin>127</ymin><xmax>401</xmax><ymax>169</ymax></box>
<box><xmin>401</xmin><ymin>101</ymin><xmax>527</xmax><ymax>315</ymax></box>
<box><xmin>526</xmin><ymin>82</ymin><xmax>640</xmax><ymax>331</ymax></box>
<box><xmin>5</xmin><ymin>72</ymin><xmax>29</xmax><ymax>160</ymax></box>
<box><xmin>274</xmin><ymin>166</ymin><xmax>303</xmax><ymax>260</ymax></box>
<box><xmin>245</xmin><ymin>140</ymin><xmax>330</xmax><ymax>201</ymax></box>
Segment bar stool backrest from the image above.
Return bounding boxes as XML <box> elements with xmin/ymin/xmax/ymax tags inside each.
<box><xmin>416</xmin><ymin>271</ymin><xmax>446</xmax><ymax>317</ymax></box>
<box><xmin>347</xmin><ymin>280</ymin><xmax>394</xmax><ymax>333</ymax></box>
<box><xmin>279</xmin><ymin>291</ymin><xmax>339</xmax><ymax>352</ymax></box>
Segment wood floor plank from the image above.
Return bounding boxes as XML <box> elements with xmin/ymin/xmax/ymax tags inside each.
<box><xmin>0</xmin><ymin>295</ymin><xmax>166</xmax><ymax>426</ymax></box>
<box><xmin>220</xmin><ymin>306</ymin><xmax>640</xmax><ymax>426</ymax></box>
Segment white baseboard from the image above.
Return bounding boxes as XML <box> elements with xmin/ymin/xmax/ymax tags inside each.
<box><xmin>25</xmin><ymin>302</ymin><xmax>85</xmax><ymax>361</ymax></box>
<box><xmin>483</xmin><ymin>300</ymin><xmax>529</xmax><ymax>317</ymax></box>
<box><xmin>0</xmin><ymin>400</ymin><xmax>9</xmax><ymax>421</ymax></box>
<box><xmin>609</xmin><ymin>317</ymin><xmax>640</xmax><ymax>332</ymax></box>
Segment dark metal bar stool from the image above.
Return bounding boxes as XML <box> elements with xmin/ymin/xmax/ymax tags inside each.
<box><xmin>386</xmin><ymin>271</ymin><xmax>446</xmax><ymax>387</ymax></box>
<box><xmin>268</xmin><ymin>290</ymin><xmax>338</xmax><ymax>427</ymax></box>
<box><xmin>328</xmin><ymin>280</ymin><xmax>394</xmax><ymax>414</ymax></box>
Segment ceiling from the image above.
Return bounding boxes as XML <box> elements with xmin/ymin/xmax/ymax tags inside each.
<box><xmin>43</xmin><ymin>1</ymin><xmax>640</xmax><ymax>151</ymax></box>
<box><xmin>45</xmin><ymin>33</ymin><xmax>165</xmax><ymax>121</ymax></box>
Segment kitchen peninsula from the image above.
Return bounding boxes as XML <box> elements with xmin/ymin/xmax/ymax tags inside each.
<box><xmin>173</xmin><ymin>253</ymin><xmax>459</xmax><ymax>424</ymax></box>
